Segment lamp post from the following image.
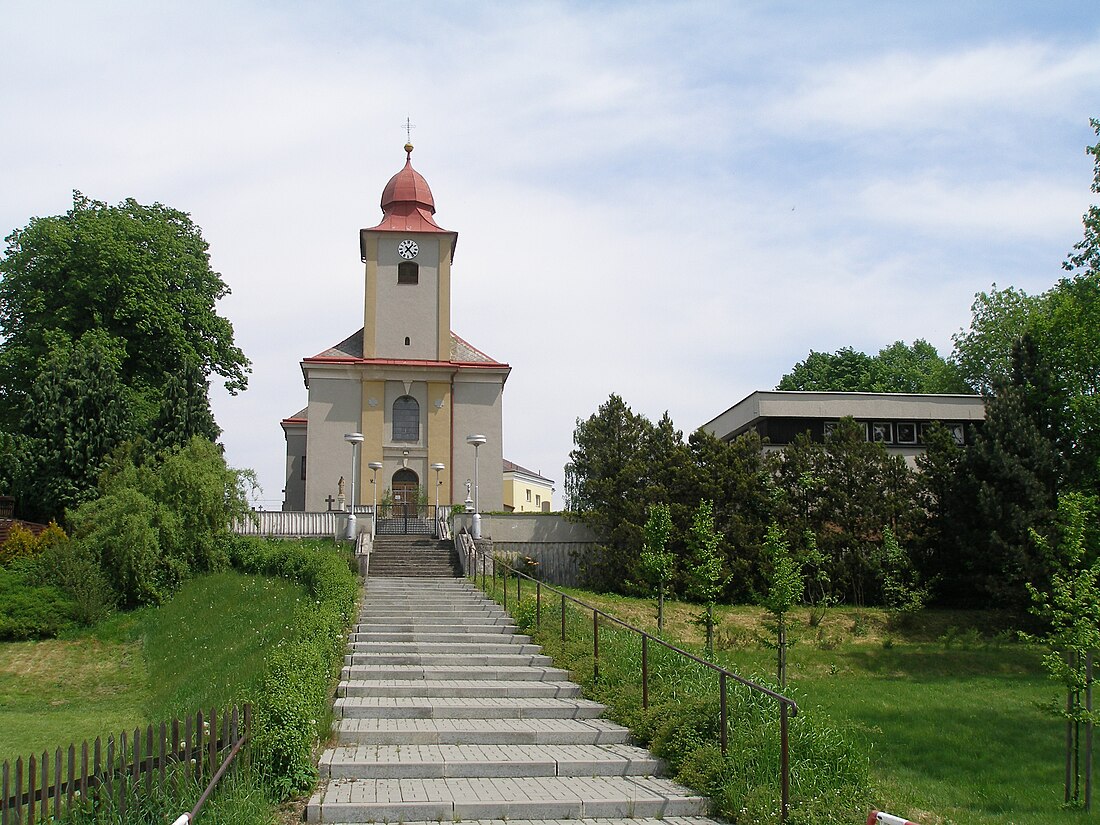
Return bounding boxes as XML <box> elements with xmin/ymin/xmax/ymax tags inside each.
<box><xmin>343</xmin><ymin>433</ymin><xmax>364</xmax><ymax>540</ymax></box>
<box><xmin>466</xmin><ymin>434</ymin><xmax>486</xmax><ymax>539</ymax></box>
<box><xmin>430</xmin><ymin>462</ymin><xmax>445</xmax><ymax>536</ymax></box>
<box><xmin>368</xmin><ymin>461</ymin><xmax>383</xmax><ymax>534</ymax></box>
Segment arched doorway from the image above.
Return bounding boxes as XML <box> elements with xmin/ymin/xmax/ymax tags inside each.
<box><xmin>391</xmin><ymin>469</ymin><xmax>420</xmax><ymax>518</ymax></box>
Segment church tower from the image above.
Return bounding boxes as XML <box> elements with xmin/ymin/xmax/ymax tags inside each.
<box><xmin>360</xmin><ymin>144</ymin><xmax>456</xmax><ymax>362</ymax></box>
<box><xmin>281</xmin><ymin>145</ymin><xmax>509</xmax><ymax>519</ymax></box>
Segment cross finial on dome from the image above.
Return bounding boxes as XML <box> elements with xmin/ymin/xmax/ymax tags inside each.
<box><xmin>402</xmin><ymin>116</ymin><xmax>415</xmax><ymax>153</ymax></box>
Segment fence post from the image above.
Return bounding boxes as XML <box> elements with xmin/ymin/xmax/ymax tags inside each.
<box><xmin>561</xmin><ymin>594</ymin><xmax>566</xmax><ymax>641</ymax></box>
<box><xmin>536</xmin><ymin>581</ymin><xmax>541</xmax><ymax>628</ymax></box>
<box><xmin>593</xmin><ymin>610</ymin><xmax>599</xmax><ymax>683</ymax></box>
<box><xmin>642</xmin><ymin>635</ymin><xmax>649</xmax><ymax>709</ymax></box>
<box><xmin>720</xmin><ymin>672</ymin><xmax>728</xmax><ymax>755</ymax></box>
<box><xmin>27</xmin><ymin>755</ymin><xmax>35</xmax><ymax>825</ymax></box>
<box><xmin>781</xmin><ymin>701</ymin><xmax>791</xmax><ymax>822</ymax></box>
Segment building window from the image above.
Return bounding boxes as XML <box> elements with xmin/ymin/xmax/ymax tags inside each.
<box><xmin>392</xmin><ymin>396</ymin><xmax>419</xmax><ymax>442</ymax></box>
<box><xmin>896</xmin><ymin>422</ymin><xmax>917</xmax><ymax>444</ymax></box>
<box><xmin>301</xmin><ymin>455</ymin><xmax>307</xmax><ymax>481</ymax></box>
<box><xmin>872</xmin><ymin>422</ymin><xmax>894</xmax><ymax>443</ymax></box>
<box><xmin>404</xmin><ymin>336</ymin><xmax>411</xmax><ymax>346</ymax></box>
<box><xmin>536</xmin><ymin>494</ymin><xmax>541</xmax><ymax>507</ymax></box>
<box><xmin>526</xmin><ymin>489</ymin><xmax>532</xmax><ymax>502</ymax></box>
<box><xmin>398</xmin><ymin>261</ymin><xmax>419</xmax><ymax>284</ymax></box>
<box><xmin>948</xmin><ymin>423</ymin><xmax>966</xmax><ymax>445</ymax></box>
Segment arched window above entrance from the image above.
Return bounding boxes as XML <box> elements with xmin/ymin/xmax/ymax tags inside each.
<box><xmin>393</xmin><ymin>396</ymin><xmax>420</xmax><ymax>442</ymax></box>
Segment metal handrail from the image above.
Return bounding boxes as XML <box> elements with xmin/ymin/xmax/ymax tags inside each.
<box><xmin>170</xmin><ymin>707</ymin><xmax>250</xmax><ymax>825</ymax></box>
<box><xmin>462</xmin><ymin>541</ymin><xmax>799</xmax><ymax>821</ymax></box>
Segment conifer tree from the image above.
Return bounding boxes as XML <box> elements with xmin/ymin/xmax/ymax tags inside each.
<box><xmin>14</xmin><ymin>330</ymin><xmax>131</xmax><ymax>521</ymax></box>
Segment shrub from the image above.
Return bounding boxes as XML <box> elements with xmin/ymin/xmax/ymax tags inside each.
<box><xmin>37</xmin><ymin>536</ymin><xmax>116</xmax><ymax>625</ymax></box>
<box><xmin>0</xmin><ymin>562</ymin><xmax>75</xmax><ymax>639</ymax></box>
<box><xmin>0</xmin><ymin>520</ymin><xmax>67</xmax><ymax>565</ymax></box>
<box><xmin>226</xmin><ymin>536</ymin><xmax>358</xmax><ymax>799</ymax></box>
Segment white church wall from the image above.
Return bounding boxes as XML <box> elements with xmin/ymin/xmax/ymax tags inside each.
<box><xmin>452</xmin><ymin>375</ymin><xmax>505</xmax><ymax>513</ymax></box>
<box><xmin>304</xmin><ymin>373</ymin><xmax>363</xmax><ymax>511</ymax></box>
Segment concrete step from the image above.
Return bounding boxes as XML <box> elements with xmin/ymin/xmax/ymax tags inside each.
<box><xmin>333</xmin><ymin>696</ymin><xmax>606</xmax><ymax>720</ymax></box>
<box><xmin>351</xmin><ymin>629</ymin><xmax>526</xmax><ymax>641</ymax></box>
<box><xmin>359</xmin><ymin>605</ymin><xmax>507</xmax><ymax>616</ymax></box>
<box><xmin>333</xmin><ymin>717</ymin><xmax>633</xmax><ymax>746</ymax></box>
<box><xmin>305</xmin><ymin>775</ymin><xmax>708</xmax><ymax>822</ymax></box>
<box><xmin>318</xmin><ymin>742</ymin><xmax>663</xmax><ymax>779</ymax></box>
<box><xmin>339</xmin><ymin>679</ymin><xmax>583</xmax><ymax>698</ymax></box>
<box><xmin>341</xmin><ymin>664</ymin><xmax>573</xmax><ymax>682</ymax></box>
<box><xmin>343</xmin><ymin>652</ymin><xmax>554</xmax><ymax>667</ymax></box>
<box><xmin>354</xmin><ymin>616</ymin><xmax>516</xmax><ymax>628</ymax></box>
<box><xmin>348</xmin><ymin>641</ymin><xmax>541</xmax><ymax>654</ymax></box>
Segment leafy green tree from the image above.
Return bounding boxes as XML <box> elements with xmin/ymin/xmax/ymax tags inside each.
<box><xmin>777</xmin><ymin>347</ymin><xmax>879</xmax><ymax>392</ymax></box>
<box><xmin>639</xmin><ymin>503</ymin><xmax>675</xmax><ymax>631</ymax></box>
<box><xmin>684</xmin><ymin>500</ymin><xmax>728</xmax><ymax>656</ymax></box>
<box><xmin>759</xmin><ymin>522</ymin><xmax>802</xmax><ymax>687</ymax></box>
<box><xmin>778</xmin><ymin>340</ymin><xmax>968</xmax><ymax>394</ymax></box>
<box><xmin>1024</xmin><ymin>491</ymin><xmax>1100</xmax><ymax>808</ymax></box>
<box><xmin>69</xmin><ymin>436</ymin><xmax>252</xmax><ymax>607</ymax></box>
<box><xmin>951</xmin><ymin>284</ymin><xmax>1041</xmax><ymax>395</ymax></box>
<box><xmin>0</xmin><ymin>192</ymin><xmax>249</xmax><ymax>431</ymax></box>
<box><xmin>880</xmin><ymin>526</ymin><xmax>928</xmax><ymax>613</ymax></box>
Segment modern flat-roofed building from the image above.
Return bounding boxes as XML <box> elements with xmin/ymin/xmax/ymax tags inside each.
<box><xmin>701</xmin><ymin>390</ymin><xmax>986</xmax><ymax>466</ymax></box>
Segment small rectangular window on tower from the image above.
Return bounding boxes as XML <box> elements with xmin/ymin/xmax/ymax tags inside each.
<box><xmin>398</xmin><ymin>261</ymin><xmax>419</xmax><ymax>284</ymax></box>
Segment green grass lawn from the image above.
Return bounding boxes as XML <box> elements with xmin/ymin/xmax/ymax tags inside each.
<box><xmin>491</xmin><ymin>580</ymin><xmax>1087</xmax><ymax>825</ymax></box>
<box><xmin>0</xmin><ymin>570</ymin><xmax>306</xmax><ymax>766</ymax></box>
<box><xmin>0</xmin><ymin>616</ymin><xmax>149</xmax><ymax>764</ymax></box>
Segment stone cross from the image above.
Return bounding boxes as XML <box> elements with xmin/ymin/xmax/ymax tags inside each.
<box><xmin>324</xmin><ymin>495</ymin><xmax>336</xmax><ymax>511</ymax></box>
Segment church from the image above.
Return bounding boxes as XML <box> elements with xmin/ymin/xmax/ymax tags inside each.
<box><xmin>280</xmin><ymin>144</ymin><xmax>510</xmax><ymax>516</ymax></box>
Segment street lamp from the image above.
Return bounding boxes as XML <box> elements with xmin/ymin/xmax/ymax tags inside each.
<box><xmin>430</xmin><ymin>462</ymin><xmax>445</xmax><ymax>537</ymax></box>
<box><xmin>466</xmin><ymin>434</ymin><xmax>486</xmax><ymax>539</ymax></box>
<box><xmin>343</xmin><ymin>433</ymin><xmax>364</xmax><ymax>540</ymax></box>
<box><xmin>368</xmin><ymin>461</ymin><xmax>383</xmax><ymax>533</ymax></box>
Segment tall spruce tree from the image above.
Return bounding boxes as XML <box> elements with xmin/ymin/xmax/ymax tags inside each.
<box><xmin>955</xmin><ymin>339</ymin><xmax>1061</xmax><ymax>608</ymax></box>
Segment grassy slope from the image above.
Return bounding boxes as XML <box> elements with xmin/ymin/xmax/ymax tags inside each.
<box><xmin>526</xmin><ymin>586</ymin><xmax>1083</xmax><ymax>825</ymax></box>
<box><xmin>0</xmin><ymin>571</ymin><xmax>305</xmax><ymax>766</ymax></box>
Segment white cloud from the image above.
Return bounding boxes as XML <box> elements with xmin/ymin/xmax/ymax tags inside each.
<box><xmin>772</xmin><ymin>40</ymin><xmax>1100</xmax><ymax>133</ymax></box>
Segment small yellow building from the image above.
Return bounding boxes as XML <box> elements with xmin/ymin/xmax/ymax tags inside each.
<box><xmin>502</xmin><ymin>460</ymin><xmax>554</xmax><ymax>513</ymax></box>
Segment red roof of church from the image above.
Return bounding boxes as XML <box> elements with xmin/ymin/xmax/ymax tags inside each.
<box><xmin>300</xmin><ymin>330</ymin><xmax>510</xmax><ymax>381</ymax></box>
<box><xmin>364</xmin><ymin>144</ymin><xmax>451</xmax><ymax>234</ymax></box>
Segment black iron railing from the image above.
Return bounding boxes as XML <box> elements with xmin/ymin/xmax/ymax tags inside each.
<box><xmin>459</xmin><ymin>539</ymin><xmax>799</xmax><ymax>821</ymax></box>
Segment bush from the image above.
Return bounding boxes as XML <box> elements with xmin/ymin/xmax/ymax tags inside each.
<box><xmin>0</xmin><ymin>520</ymin><xmax>67</xmax><ymax>565</ymax></box>
<box><xmin>68</xmin><ymin>437</ymin><xmax>251</xmax><ymax>608</ymax></box>
<box><xmin>0</xmin><ymin>562</ymin><xmax>76</xmax><ymax>639</ymax></box>
<box><xmin>226</xmin><ymin>536</ymin><xmax>358</xmax><ymax>799</ymax></box>
<box><xmin>37</xmin><ymin>537</ymin><xmax>116</xmax><ymax>625</ymax></box>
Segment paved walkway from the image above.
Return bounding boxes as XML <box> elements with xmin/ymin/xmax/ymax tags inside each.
<box><xmin>306</xmin><ymin>577</ymin><xmax>720</xmax><ymax>824</ymax></box>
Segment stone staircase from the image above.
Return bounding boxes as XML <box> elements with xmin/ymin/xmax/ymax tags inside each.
<box><xmin>367</xmin><ymin>536</ymin><xmax>458</xmax><ymax>577</ymax></box>
<box><xmin>306</xmin><ymin>577</ymin><xmax>718</xmax><ymax>825</ymax></box>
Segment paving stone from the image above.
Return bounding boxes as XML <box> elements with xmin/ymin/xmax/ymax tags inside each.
<box><xmin>307</xmin><ymin>574</ymin><xmax>711</xmax><ymax>825</ymax></box>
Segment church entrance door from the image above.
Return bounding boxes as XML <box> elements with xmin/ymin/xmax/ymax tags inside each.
<box><xmin>391</xmin><ymin>469</ymin><xmax>420</xmax><ymax>518</ymax></box>
<box><xmin>377</xmin><ymin>469</ymin><xmax>431</xmax><ymax>535</ymax></box>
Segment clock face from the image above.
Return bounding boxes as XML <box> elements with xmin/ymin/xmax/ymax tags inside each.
<box><xmin>398</xmin><ymin>239</ymin><xmax>419</xmax><ymax>259</ymax></box>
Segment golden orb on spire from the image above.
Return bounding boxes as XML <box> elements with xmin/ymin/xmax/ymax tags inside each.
<box><xmin>404</xmin><ymin>142</ymin><xmax>414</xmax><ymax>157</ymax></box>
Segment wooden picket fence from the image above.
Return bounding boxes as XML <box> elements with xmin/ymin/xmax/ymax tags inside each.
<box><xmin>0</xmin><ymin>705</ymin><xmax>250</xmax><ymax>825</ymax></box>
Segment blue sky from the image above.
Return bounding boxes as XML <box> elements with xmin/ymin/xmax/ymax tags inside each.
<box><xmin>2</xmin><ymin>1</ymin><xmax>1098</xmax><ymax>507</ymax></box>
